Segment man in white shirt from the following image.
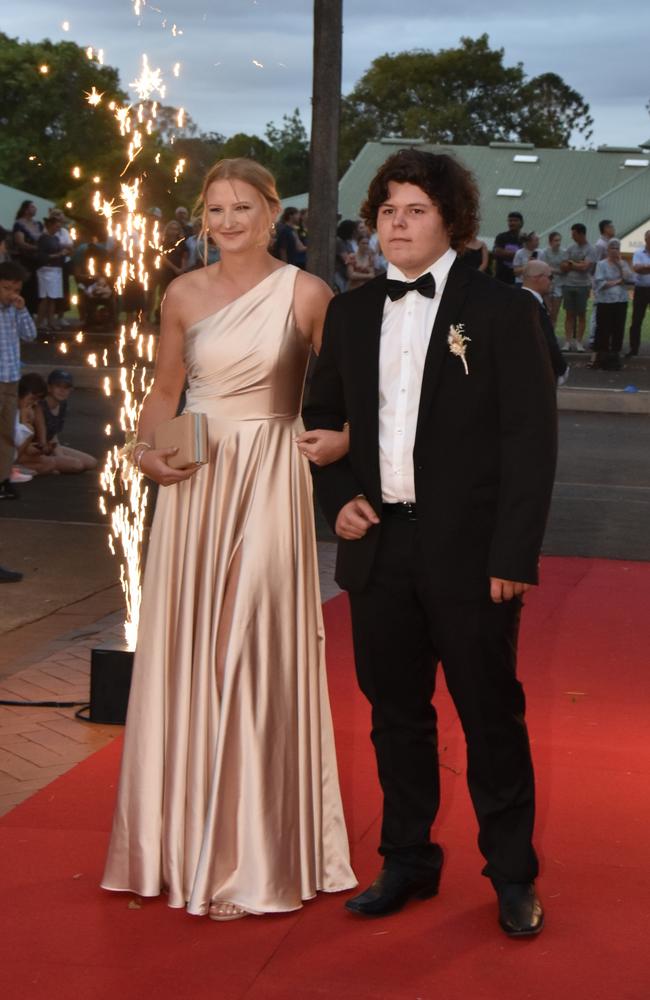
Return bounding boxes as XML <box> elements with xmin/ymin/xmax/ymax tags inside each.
<box><xmin>628</xmin><ymin>230</ymin><xmax>650</xmax><ymax>356</ymax></box>
<box><xmin>304</xmin><ymin>149</ymin><xmax>557</xmax><ymax>938</ymax></box>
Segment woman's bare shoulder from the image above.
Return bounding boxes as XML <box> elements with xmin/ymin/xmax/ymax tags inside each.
<box><xmin>162</xmin><ymin>266</ymin><xmax>216</xmax><ymax>313</ymax></box>
<box><xmin>294</xmin><ymin>268</ymin><xmax>333</xmax><ymax>307</ymax></box>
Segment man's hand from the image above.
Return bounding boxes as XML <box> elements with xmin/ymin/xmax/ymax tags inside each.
<box><xmin>489</xmin><ymin>578</ymin><xmax>530</xmax><ymax>603</ymax></box>
<box><xmin>335</xmin><ymin>496</ymin><xmax>380</xmax><ymax>540</ymax></box>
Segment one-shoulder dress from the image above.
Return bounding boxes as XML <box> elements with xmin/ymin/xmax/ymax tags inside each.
<box><xmin>102</xmin><ymin>265</ymin><xmax>356</xmax><ymax>914</ymax></box>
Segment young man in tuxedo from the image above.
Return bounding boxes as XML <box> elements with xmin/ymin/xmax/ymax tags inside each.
<box><xmin>303</xmin><ymin>149</ymin><xmax>557</xmax><ymax>937</ymax></box>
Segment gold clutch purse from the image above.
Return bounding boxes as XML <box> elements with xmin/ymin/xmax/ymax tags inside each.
<box><xmin>153</xmin><ymin>412</ymin><xmax>209</xmax><ymax>470</ymax></box>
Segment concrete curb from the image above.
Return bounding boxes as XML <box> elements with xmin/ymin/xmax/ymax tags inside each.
<box><xmin>558</xmin><ymin>386</ymin><xmax>650</xmax><ymax>413</ymax></box>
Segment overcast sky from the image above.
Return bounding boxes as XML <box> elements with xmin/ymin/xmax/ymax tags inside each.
<box><xmin>5</xmin><ymin>1</ymin><xmax>650</xmax><ymax>149</ymax></box>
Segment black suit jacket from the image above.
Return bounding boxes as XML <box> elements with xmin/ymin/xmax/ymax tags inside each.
<box><xmin>303</xmin><ymin>260</ymin><xmax>558</xmax><ymax>598</ymax></box>
<box><xmin>521</xmin><ymin>289</ymin><xmax>568</xmax><ymax>380</ymax></box>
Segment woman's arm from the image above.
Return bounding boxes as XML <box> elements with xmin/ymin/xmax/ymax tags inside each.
<box><xmin>295</xmin><ymin>425</ymin><xmax>349</xmax><ymax>466</ymax></box>
<box><xmin>622</xmin><ymin>262</ymin><xmax>636</xmax><ymax>286</ymax></box>
<box><xmin>293</xmin><ymin>268</ymin><xmax>333</xmax><ymax>354</ymax></box>
<box><xmin>347</xmin><ymin>260</ymin><xmax>374</xmax><ymax>282</ymax></box>
<box><xmin>135</xmin><ymin>281</ymin><xmax>201</xmax><ymax>485</ymax></box>
<box><xmin>293</xmin><ymin>271</ymin><xmax>350</xmax><ymax>465</ymax></box>
<box><xmin>479</xmin><ymin>241</ymin><xmax>489</xmax><ymax>272</ymax></box>
<box><xmin>13</xmin><ymin>229</ymin><xmax>36</xmax><ymax>256</ymax></box>
<box><xmin>593</xmin><ymin>261</ymin><xmax>612</xmax><ymax>292</ymax></box>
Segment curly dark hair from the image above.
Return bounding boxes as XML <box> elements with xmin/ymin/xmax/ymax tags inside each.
<box><xmin>361</xmin><ymin>148</ymin><xmax>480</xmax><ymax>252</ymax></box>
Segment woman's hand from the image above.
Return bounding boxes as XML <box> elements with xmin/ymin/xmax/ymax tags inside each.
<box><xmin>295</xmin><ymin>427</ymin><xmax>349</xmax><ymax>466</ymax></box>
<box><xmin>139</xmin><ymin>447</ymin><xmax>202</xmax><ymax>486</ymax></box>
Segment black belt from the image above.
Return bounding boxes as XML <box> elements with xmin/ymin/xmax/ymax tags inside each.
<box><xmin>382</xmin><ymin>501</ymin><xmax>418</xmax><ymax>520</ymax></box>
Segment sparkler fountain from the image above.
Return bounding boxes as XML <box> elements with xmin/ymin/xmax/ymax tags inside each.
<box><xmin>65</xmin><ymin>50</ymin><xmax>189</xmax><ymax>719</ymax></box>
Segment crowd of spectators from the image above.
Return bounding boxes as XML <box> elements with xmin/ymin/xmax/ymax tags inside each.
<box><xmin>0</xmin><ymin>246</ymin><xmax>98</xmax><ymax>581</ymax></box>
<box><xmin>2</xmin><ymin>198</ymin><xmax>646</xmax><ymax>375</ymax></box>
<box><xmin>0</xmin><ymin>200</ymin><xmax>228</xmax><ymax>336</ymax></box>
<box><xmin>488</xmin><ymin>211</ymin><xmax>646</xmax><ymax>370</ymax></box>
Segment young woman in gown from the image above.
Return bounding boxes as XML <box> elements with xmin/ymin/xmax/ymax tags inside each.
<box><xmin>102</xmin><ymin>159</ymin><xmax>357</xmax><ymax>920</ymax></box>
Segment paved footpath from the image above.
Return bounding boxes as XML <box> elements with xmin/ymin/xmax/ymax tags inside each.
<box><xmin>0</xmin><ymin>546</ymin><xmax>340</xmax><ymax>818</ymax></box>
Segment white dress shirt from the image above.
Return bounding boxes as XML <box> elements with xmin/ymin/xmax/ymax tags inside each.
<box><xmin>379</xmin><ymin>247</ymin><xmax>457</xmax><ymax>502</ymax></box>
<box><xmin>632</xmin><ymin>247</ymin><xmax>650</xmax><ymax>288</ymax></box>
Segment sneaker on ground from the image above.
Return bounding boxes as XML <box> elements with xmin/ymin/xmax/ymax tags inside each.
<box><xmin>561</xmin><ymin>341</ymin><xmax>572</xmax><ymax>352</ymax></box>
<box><xmin>574</xmin><ymin>341</ymin><xmax>586</xmax><ymax>353</ymax></box>
<box><xmin>10</xmin><ymin>468</ymin><xmax>33</xmax><ymax>483</ymax></box>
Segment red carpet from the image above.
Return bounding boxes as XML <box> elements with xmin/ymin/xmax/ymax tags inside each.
<box><xmin>1</xmin><ymin>556</ymin><xmax>649</xmax><ymax>1000</ymax></box>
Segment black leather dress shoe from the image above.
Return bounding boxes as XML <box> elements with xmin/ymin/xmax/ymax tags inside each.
<box><xmin>494</xmin><ymin>882</ymin><xmax>544</xmax><ymax>937</ymax></box>
<box><xmin>345</xmin><ymin>854</ymin><xmax>443</xmax><ymax>917</ymax></box>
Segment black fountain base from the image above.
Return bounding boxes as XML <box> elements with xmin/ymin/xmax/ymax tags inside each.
<box><xmin>86</xmin><ymin>642</ymin><xmax>135</xmax><ymax>725</ymax></box>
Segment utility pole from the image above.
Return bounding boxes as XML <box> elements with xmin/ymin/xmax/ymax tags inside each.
<box><xmin>307</xmin><ymin>0</ymin><xmax>343</xmax><ymax>288</ymax></box>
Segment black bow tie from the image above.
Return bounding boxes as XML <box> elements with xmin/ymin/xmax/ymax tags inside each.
<box><xmin>386</xmin><ymin>271</ymin><xmax>436</xmax><ymax>302</ymax></box>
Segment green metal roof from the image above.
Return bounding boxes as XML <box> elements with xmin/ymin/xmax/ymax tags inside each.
<box><xmin>283</xmin><ymin>139</ymin><xmax>650</xmax><ymax>245</ymax></box>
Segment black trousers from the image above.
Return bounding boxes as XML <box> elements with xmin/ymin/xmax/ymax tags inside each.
<box><xmin>628</xmin><ymin>286</ymin><xmax>650</xmax><ymax>355</ymax></box>
<box><xmin>595</xmin><ymin>301</ymin><xmax>627</xmax><ymax>355</ymax></box>
<box><xmin>348</xmin><ymin>517</ymin><xmax>538</xmax><ymax>883</ymax></box>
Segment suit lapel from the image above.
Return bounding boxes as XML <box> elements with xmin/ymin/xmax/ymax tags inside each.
<box><xmin>415</xmin><ymin>259</ymin><xmax>471</xmax><ymax>440</ymax></box>
<box><xmin>352</xmin><ymin>276</ymin><xmax>386</xmax><ymax>499</ymax></box>
<box><xmin>354</xmin><ymin>274</ymin><xmax>386</xmax><ymax>424</ymax></box>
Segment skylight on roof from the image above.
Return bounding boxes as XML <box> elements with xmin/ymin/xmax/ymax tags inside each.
<box><xmin>497</xmin><ymin>188</ymin><xmax>523</xmax><ymax>197</ymax></box>
<box><xmin>623</xmin><ymin>158</ymin><xmax>649</xmax><ymax>167</ymax></box>
<box><xmin>513</xmin><ymin>155</ymin><xmax>539</xmax><ymax>163</ymax></box>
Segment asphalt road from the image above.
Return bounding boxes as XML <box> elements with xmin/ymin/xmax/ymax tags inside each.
<box><xmin>1</xmin><ymin>389</ymin><xmax>649</xmax><ymax>632</ymax></box>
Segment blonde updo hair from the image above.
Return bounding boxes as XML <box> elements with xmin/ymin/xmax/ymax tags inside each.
<box><xmin>195</xmin><ymin>158</ymin><xmax>281</xmax><ymax>258</ymax></box>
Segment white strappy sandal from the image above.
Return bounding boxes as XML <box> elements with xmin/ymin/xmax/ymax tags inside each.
<box><xmin>208</xmin><ymin>901</ymin><xmax>248</xmax><ymax>922</ymax></box>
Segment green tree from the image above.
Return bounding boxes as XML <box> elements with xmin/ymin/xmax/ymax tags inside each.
<box><xmin>220</xmin><ymin>132</ymin><xmax>272</xmax><ymax>164</ymax></box>
<box><xmin>0</xmin><ymin>33</ymin><xmax>127</xmax><ymax>200</ymax></box>
<box><xmin>265</xmin><ymin>109</ymin><xmax>310</xmax><ymax>196</ymax></box>
<box><xmin>517</xmin><ymin>73</ymin><xmax>593</xmax><ymax>147</ymax></box>
<box><xmin>339</xmin><ymin>36</ymin><xmax>593</xmax><ymax>170</ymax></box>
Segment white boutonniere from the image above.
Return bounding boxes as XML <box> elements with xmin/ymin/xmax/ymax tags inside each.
<box><xmin>448</xmin><ymin>323</ymin><xmax>471</xmax><ymax>375</ymax></box>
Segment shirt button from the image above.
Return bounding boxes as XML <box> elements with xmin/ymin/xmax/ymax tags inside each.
<box><xmin>400</xmin><ymin>388</ymin><xmax>406</xmax><ymax>394</ymax></box>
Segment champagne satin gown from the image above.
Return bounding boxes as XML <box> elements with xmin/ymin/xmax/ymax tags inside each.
<box><xmin>102</xmin><ymin>265</ymin><xmax>356</xmax><ymax>914</ymax></box>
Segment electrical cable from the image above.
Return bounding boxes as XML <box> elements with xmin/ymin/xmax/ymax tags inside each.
<box><xmin>0</xmin><ymin>698</ymin><xmax>88</xmax><ymax>708</ymax></box>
